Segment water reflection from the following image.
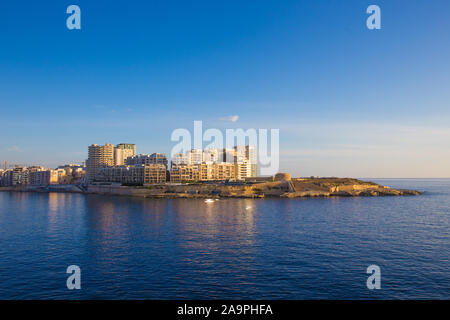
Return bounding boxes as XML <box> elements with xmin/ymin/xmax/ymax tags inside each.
<box><xmin>2</xmin><ymin>185</ymin><xmax>448</xmax><ymax>299</ymax></box>
<box><xmin>169</xmin><ymin>198</ymin><xmax>257</xmax><ymax>244</ymax></box>
<box><xmin>80</xmin><ymin>196</ymin><xmax>262</xmax><ymax>293</ymax></box>
<box><xmin>166</xmin><ymin>199</ymin><xmax>260</xmax><ymax>288</ymax></box>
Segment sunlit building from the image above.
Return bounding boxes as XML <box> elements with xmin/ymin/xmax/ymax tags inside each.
<box><xmin>0</xmin><ymin>169</ymin><xmax>12</xmax><ymax>186</ymax></box>
<box><xmin>144</xmin><ymin>164</ymin><xmax>167</xmax><ymax>184</ymax></box>
<box><xmin>12</xmin><ymin>166</ymin><xmax>29</xmax><ymax>185</ymax></box>
<box><xmin>98</xmin><ymin>164</ymin><xmax>166</xmax><ymax>185</ymax></box>
<box><xmin>169</xmin><ymin>165</ymin><xmax>200</xmax><ymax>183</ymax></box>
<box><xmin>189</xmin><ymin>149</ymin><xmax>203</xmax><ymax>165</ymax></box>
<box><xmin>171</xmin><ymin>153</ymin><xmax>190</xmax><ymax>166</ymax></box>
<box><xmin>86</xmin><ymin>143</ymin><xmax>114</xmax><ymax>183</ymax></box>
<box><xmin>245</xmin><ymin>145</ymin><xmax>258</xmax><ymax>177</ymax></box>
<box><xmin>114</xmin><ymin>143</ymin><xmax>136</xmax><ymax>165</ymax></box>
<box><xmin>235</xmin><ymin>161</ymin><xmax>252</xmax><ymax>180</ymax></box>
<box><xmin>169</xmin><ymin>145</ymin><xmax>257</xmax><ymax>182</ymax></box>
<box><xmin>203</xmin><ymin>148</ymin><xmax>220</xmax><ymax>164</ymax></box>
<box><xmin>220</xmin><ymin>148</ymin><xmax>236</xmax><ymax>164</ymax></box>
<box><xmin>126</xmin><ymin>153</ymin><xmax>168</xmax><ymax>168</ymax></box>
<box><xmin>214</xmin><ymin>162</ymin><xmax>236</xmax><ymax>180</ymax></box>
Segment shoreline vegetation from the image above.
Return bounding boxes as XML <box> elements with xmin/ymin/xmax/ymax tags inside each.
<box><xmin>0</xmin><ymin>177</ymin><xmax>422</xmax><ymax>199</ymax></box>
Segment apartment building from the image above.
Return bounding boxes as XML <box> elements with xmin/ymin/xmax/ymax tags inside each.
<box><xmin>214</xmin><ymin>162</ymin><xmax>236</xmax><ymax>180</ymax></box>
<box><xmin>234</xmin><ymin>145</ymin><xmax>257</xmax><ymax>177</ymax></box>
<box><xmin>126</xmin><ymin>153</ymin><xmax>168</xmax><ymax>168</ymax></box>
<box><xmin>86</xmin><ymin>143</ymin><xmax>115</xmax><ymax>183</ymax></box>
<box><xmin>235</xmin><ymin>161</ymin><xmax>253</xmax><ymax>180</ymax></box>
<box><xmin>198</xmin><ymin>163</ymin><xmax>214</xmax><ymax>181</ymax></box>
<box><xmin>98</xmin><ymin>165</ymin><xmax>143</xmax><ymax>184</ymax></box>
<box><xmin>169</xmin><ymin>146</ymin><xmax>257</xmax><ymax>182</ymax></box>
<box><xmin>0</xmin><ymin>170</ymin><xmax>12</xmax><ymax>186</ymax></box>
<box><xmin>144</xmin><ymin>164</ymin><xmax>167</xmax><ymax>184</ymax></box>
<box><xmin>171</xmin><ymin>153</ymin><xmax>190</xmax><ymax>166</ymax></box>
<box><xmin>169</xmin><ymin>165</ymin><xmax>200</xmax><ymax>183</ymax></box>
<box><xmin>189</xmin><ymin>149</ymin><xmax>203</xmax><ymax>165</ymax></box>
<box><xmin>220</xmin><ymin>148</ymin><xmax>236</xmax><ymax>164</ymax></box>
<box><xmin>245</xmin><ymin>145</ymin><xmax>258</xmax><ymax>177</ymax></box>
<box><xmin>29</xmin><ymin>170</ymin><xmax>55</xmax><ymax>185</ymax></box>
<box><xmin>114</xmin><ymin>143</ymin><xmax>136</xmax><ymax>165</ymax></box>
<box><xmin>170</xmin><ymin>162</ymin><xmax>237</xmax><ymax>183</ymax></box>
<box><xmin>203</xmin><ymin>148</ymin><xmax>219</xmax><ymax>163</ymax></box>
<box><xmin>98</xmin><ymin>164</ymin><xmax>166</xmax><ymax>185</ymax></box>
<box><xmin>57</xmin><ymin>164</ymin><xmax>85</xmax><ymax>176</ymax></box>
<box><xmin>149</xmin><ymin>153</ymin><xmax>169</xmax><ymax>168</ymax></box>
<box><xmin>12</xmin><ymin>167</ymin><xmax>29</xmax><ymax>185</ymax></box>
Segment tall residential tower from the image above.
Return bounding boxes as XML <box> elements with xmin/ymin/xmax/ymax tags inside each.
<box><xmin>86</xmin><ymin>143</ymin><xmax>114</xmax><ymax>183</ymax></box>
<box><xmin>114</xmin><ymin>143</ymin><xmax>136</xmax><ymax>165</ymax></box>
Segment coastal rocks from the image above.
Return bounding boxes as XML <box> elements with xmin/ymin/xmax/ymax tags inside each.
<box><xmin>280</xmin><ymin>178</ymin><xmax>421</xmax><ymax>198</ymax></box>
<box><xmin>281</xmin><ymin>191</ymin><xmax>330</xmax><ymax>198</ymax></box>
<box><xmin>0</xmin><ymin>177</ymin><xmax>422</xmax><ymax>199</ymax></box>
<box><xmin>275</xmin><ymin>173</ymin><xmax>292</xmax><ymax>181</ymax></box>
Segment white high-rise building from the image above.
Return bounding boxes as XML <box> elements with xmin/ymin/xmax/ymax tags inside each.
<box><xmin>221</xmin><ymin>148</ymin><xmax>236</xmax><ymax>164</ymax></box>
<box><xmin>234</xmin><ymin>146</ymin><xmax>247</xmax><ymax>163</ymax></box>
<box><xmin>246</xmin><ymin>145</ymin><xmax>257</xmax><ymax>177</ymax></box>
<box><xmin>170</xmin><ymin>145</ymin><xmax>257</xmax><ymax>180</ymax></box>
<box><xmin>171</xmin><ymin>153</ymin><xmax>190</xmax><ymax>166</ymax></box>
<box><xmin>203</xmin><ymin>148</ymin><xmax>219</xmax><ymax>164</ymax></box>
<box><xmin>114</xmin><ymin>143</ymin><xmax>136</xmax><ymax>165</ymax></box>
<box><xmin>189</xmin><ymin>149</ymin><xmax>203</xmax><ymax>165</ymax></box>
<box><xmin>127</xmin><ymin>153</ymin><xmax>168</xmax><ymax>168</ymax></box>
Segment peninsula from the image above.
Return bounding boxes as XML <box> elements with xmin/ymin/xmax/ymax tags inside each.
<box><xmin>0</xmin><ymin>174</ymin><xmax>421</xmax><ymax>199</ymax></box>
<box><xmin>0</xmin><ymin>144</ymin><xmax>421</xmax><ymax>198</ymax></box>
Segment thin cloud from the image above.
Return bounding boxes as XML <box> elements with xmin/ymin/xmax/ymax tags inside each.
<box><xmin>219</xmin><ymin>115</ymin><xmax>239</xmax><ymax>122</ymax></box>
<box><xmin>7</xmin><ymin>146</ymin><xmax>23</xmax><ymax>152</ymax></box>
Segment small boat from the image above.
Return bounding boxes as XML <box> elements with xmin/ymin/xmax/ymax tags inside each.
<box><xmin>204</xmin><ymin>199</ymin><xmax>214</xmax><ymax>203</ymax></box>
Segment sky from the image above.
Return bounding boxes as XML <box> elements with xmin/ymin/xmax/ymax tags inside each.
<box><xmin>0</xmin><ymin>0</ymin><xmax>449</xmax><ymax>178</ymax></box>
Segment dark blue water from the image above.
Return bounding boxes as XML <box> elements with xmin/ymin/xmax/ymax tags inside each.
<box><xmin>0</xmin><ymin>179</ymin><xmax>448</xmax><ymax>299</ymax></box>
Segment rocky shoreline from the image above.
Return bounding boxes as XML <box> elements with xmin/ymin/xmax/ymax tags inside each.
<box><xmin>0</xmin><ymin>178</ymin><xmax>422</xmax><ymax>199</ymax></box>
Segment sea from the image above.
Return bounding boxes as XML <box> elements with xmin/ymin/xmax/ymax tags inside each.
<box><xmin>0</xmin><ymin>179</ymin><xmax>448</xmax><ymax>299</ymax></box>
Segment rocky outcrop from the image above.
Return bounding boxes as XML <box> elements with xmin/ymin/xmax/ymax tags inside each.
<box><xmin>84</xmin><ymin>178</ymin><xmax>420</xmax><ymax>198</ymax></box>
<box><xmin>0</xmin><ymin>178</ymin><xmax>421</xmax><ymax>199</ymax></box>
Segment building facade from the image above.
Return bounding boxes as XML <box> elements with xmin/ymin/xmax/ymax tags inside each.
<box><xmin>126</xmin><ymin>153</ymin><xmax>168</xmax><ymax>168</ymax></box>
<box><xmin>114</xmin><ymin>143</ymin><xmax>136</xmax><ymax>166</ymax></box>
<box><xmin>169</xmin><ymin>165</ymin><xmax>200</xmax><ymax>183</ymax></box>
<box><xmin>98</xmin><ymin>164</ymin><xmax>166</xmax><ymax>185</ymax></box>
<box><xmin>170</xmin><ymin>162</ymin><xmax>237</xmax><ymax>183</ymax></box>
<box><xmin>86</xmin><ymin>143</ymin><xmax>115</xmax><ymax>183</ymax></box>
<box><xmin>144</xmin><ymin>164</ymin><xmax>167</xmax><ymax>184</ymax></box>
<box><xmin>169</xmin><ymin>145</ymin><xmax>257</xmax><ymax>182</ymax></box>
<box><xmin>171</xmin><ymin>153</ymin><xmax>190</xmax><ymax>166</ymax></box>
<box><xmin>12</xmin><ymin>167</ymin><xmax>29</xmax><ymax>185</ymax></box>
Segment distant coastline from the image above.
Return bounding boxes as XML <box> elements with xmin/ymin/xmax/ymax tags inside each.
<box><xmin>0</xmin><ymin>177</ymin><xmax>422</xmax><ymax>199</ymax></box>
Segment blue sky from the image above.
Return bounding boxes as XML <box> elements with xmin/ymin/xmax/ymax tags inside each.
<box><xmin>1</xmin><ymin>0</ymin><xmax>449</xmax><ymax>177</ymax></box>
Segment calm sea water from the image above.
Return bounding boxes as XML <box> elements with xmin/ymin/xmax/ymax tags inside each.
<box><xmin>0</xmin><ymin>179</ymin><xmax>448</xmax><ymax>299</ymax></box>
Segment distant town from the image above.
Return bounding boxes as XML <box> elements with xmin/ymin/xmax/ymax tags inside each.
<box><xmin>0</xmin><ymin>143</ymin><xmax>422</xmax><ymax>199</ymax></box>
<box><xmin>0</xmin><ymin>143</ymin><xmax>258</xmax><ymax>187</ymax></box>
